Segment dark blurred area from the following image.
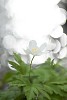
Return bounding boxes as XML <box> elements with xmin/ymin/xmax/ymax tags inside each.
<box><xmin>59</xmin><ymin>0</ymin><xmax>67</xmax><ymax>34</ymax></box>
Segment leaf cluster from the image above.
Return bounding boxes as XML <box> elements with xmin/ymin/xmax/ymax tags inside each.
<box><xmin>0</xmin><ymin>53</ymin><xmax>67</xmax><ymax>100</ymax></box>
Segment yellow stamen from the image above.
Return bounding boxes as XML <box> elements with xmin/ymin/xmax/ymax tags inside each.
<box><xmin>32</xmin><ymin>48</ymin><xmax>38</xmax><ymax>53</ymax></box>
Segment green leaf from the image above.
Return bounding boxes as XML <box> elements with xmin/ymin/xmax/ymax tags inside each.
<box><xmin>48</xmin><ymin>84</ymin><xmax>65</xmax><ymax>96</ymax></box>
<box><xmin>9</xmin><ymin>53</ymin><xmax>30</xmax><ymax>75</ymax></box>
<box><xmin>9</xmin><ymin>61</ymin><xmax>23</xmax><ymax>73</ymax></box>
<box><xmin>13</xmin><ymin>53</ymin><xmax>22</xmax><ymax>64</ymax></box>
<box><xmin>13</xmin><ymin>53</ymin><xmax>29</xmax><ymax>69</ymax></box>
<box><xmin>44</xmin><ymin>85</ymin><xmax>53</xmax><ymax>94</ymax></box>
<box><xmin>33</xmin><ymin>84</ymin><xmax>51</xmax><ymax>100</ymax></box>
<box><xmin>59</xmin><ymin>85</ymin><xmax>67</xmax><ymax>92</ymax></box>
<box><xmin>0</xmin><ymin>87</ymin><xmax>21</xmax><ymax>100</ymax></box>
<box><xmin>24</xmin><ymin>85</ymin><xmax>36</xmax><ymax>100</ymax></box>
<box><xmin>51</xmin><ymin>81</ymin><xmax>67</xmax><ymax>85</ymax></box>
<box><xmin>37</xmin><ymin>88</ymin><xmax>51</xmax><ymax>100</ymax></box>
<box><xmin>9</xmin><ymin>61</ymin><xmax>28</xmax><ymax>75</ymax></box>
<box><xmin>2</xmin><ymin>71</ymin><xmax>15</xmax><ymax>82</ymax></box>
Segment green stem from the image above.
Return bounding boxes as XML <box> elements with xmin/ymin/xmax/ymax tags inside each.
<box><xmin>30</xmin><ymin>56</ymin><xmax>35</xmax><ymax>69</ymax></box>
<box><xmin>29</xmin><ymin>56</ymin><xmax>35</xmax><ymax>82</ymax></box>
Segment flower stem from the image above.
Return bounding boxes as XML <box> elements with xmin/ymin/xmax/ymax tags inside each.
<box><xmin>30</xmin><ymin>56</ymin><xmax>35</xmax><ymax>68</ymax></box>
<box><xmin>29</xmin><ymin>56</ymin><xmax>35</xmax><ymax>82</ymax></box>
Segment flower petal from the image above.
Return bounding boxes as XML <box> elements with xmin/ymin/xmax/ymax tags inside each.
<box><xmin>47</xmin><ymin>43</ymin><xmax>56</xmax><ymax>51</ymax></box>
<box><xmin>58</xmin><ymin>47</ymin><xmax>67</xmax><ymax>59</ymax></box>
<box><xmin>39</xmin><ymin>43</ymin><xmax>47</xmax><ymax>51</ymax></box>
<box><xmin>47</xmin><ymin>38</ymin><xmax>56</xmax><ymax>50</ymax></box>
<box><xmin>24</xmin><ymin>49</ymin><xmax>30</xmax><ymax>54</ymax></box>
<box><xmin>59</xmin><ymin>8</ymin><xmax>67</xmax><ymax>25</ymax></box>
<box><xmin>29</xmin><ymin>40</ymin><xmax>37</xmax><ymax>49</ymax></box>
<box><xmin>53</xmin><ymin>40</ymin><xmax>61</xmax><ymax>53</ymax></box>
<box><xmin>60</xmin><ymin>33</ymin><xmax>67</xmax><ymax>47</ymax></box>
<box><xmin>50</xmin><ymin>26</ymin><xmax>63</xmax><ymax>38</ymax></box>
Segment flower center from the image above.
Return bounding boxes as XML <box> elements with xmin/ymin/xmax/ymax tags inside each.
<box><xmin>32</xmin><ymin>48</ymin><xmax>38</xmax><ymax>53</ymax></box>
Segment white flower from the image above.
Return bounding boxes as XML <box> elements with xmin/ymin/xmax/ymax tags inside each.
<box><xmin>60</xmin><ymin>33</ymin><xmax>67</xmax><ymax>47</ymax></box>
<box><xmin>53</xmin><ymin>40</ymin><xmax>61</xmax><ymax>54</ymax></box>
<box><xmin>58</xmin><ymin>47</ymin><xmax>67</xmax><ymax>59</ymax></box>
<box><xmin>47</xmin><ymin>32</ymin><xmax>67</xmax><ymax>60</ymax></box>
<box><xmin>50</xmin><ymin>26</ymin><xmax>63</xmax><ymax>38</ymax></box>
<box><xmin>47</xmin><ymin>38</ymin><xmax>61</xmax><ymax>53</ymax></box>
<box><xmin>59</xmin><ymin>8</ymin><xmax>67</xmax><ymax>25</ymax></box>
<box><xmin>24</xmin><ymin>40</ymin><xmax>47</xmax><ymax>56</ymax></box>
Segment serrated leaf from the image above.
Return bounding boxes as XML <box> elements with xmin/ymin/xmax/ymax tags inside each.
<box><xmin>13</xmin><ymin>53</ymin><xmax>29</xmax><ymax>69</ymax></box>
<box><xmin>34</xmin><ymin>84</ymin><xmax>51</xmax><ymax>100</ymax></box>
<box><xmin>51</xmin><ymin>81</ymin><xmax>67</xmax><ymax>85</ymax></box>
<box><xmin>38</xmin><ymin>88</ymin><xmax>51</xmax><ymax>100</ymax></box>
<box><xmin>24</xmin><ymin>86</ymin><xmax>36</xmax><ymax>100</ymax></box>
<box><xmin>9</xmin><ymin>61</ymin><xmax>27</xmax><ymax>75</ymax></box>
<box><xmin>44</xmin><ymin>85</ymin><xmax>53</xmax><ymax>94</ymax></box>
<box><xmin>9</xmin><ymin>61</ymin><xmax>22</xmax><ymax>72</ymax></box>
<box><xmin>48</xmin><ymin>84</ymin><xmax>65</xmax><ymax>96</ymax></box>
<box><xmin>13</xmin><ymin>53</ymin><xmax>22</xmax><ymax>64</ymax></box>
<box><xmin>59</xmin><ymin>85</ymin><xmax>67</xmax><ymax>92</ymax></box>
<box><xmin>9</xmin><ymin>53</ymin><xmax>30</xmax><ymax>75</ymax></box>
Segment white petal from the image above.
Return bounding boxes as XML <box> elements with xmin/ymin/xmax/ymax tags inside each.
<box><xmin>59</xmin><ymin>8</ymin><xmax>67</xmax><ymax>25</ymax></box>
<box><xmin>58</xmin><ymin>47</ymin><xmax>67</xmax><ymax>59</ymax></box>
<box><xmin>36</xmin><ymin>52</ymin><xmax>43</xmax><ymax>56</ymax></box>
<box><xmin>53</xmin><ymin>40</ymin><xmax>61</xmax><ymax>53</ymax></box>
<box><xmin>2</xmin><ymin>35</ymin><xmax>17</xmax><ymax>50</ymax></box>
<box><xmin>47</xmin><ymin>43</ymin><xmax>56</xmax><ymax>51</ymax></box>
<box><xmin>47</xmin><ymin>38</ymin><xmax>56</xmax><ymax>50</ymax></box>
<box><xmin>24</xmin><ymin>49</ymin><xmax>30</xmax><ymax>54</ymax></box>
<box><xmin>39</xmin><ymin>43</ymin><xmax>47</xmax><ymax>51</ymax></box>
<box><xmin>29</xmin><ymin>40</ymin><xmax>37</xmax><ymax>49</ymax></box>
<box><xmin>50</xmin><ymin>26</ymin><xmax>63</xmax><ymax>38</ymax></box>
<box><xmin>60</xmin><ymin>33</ymin><xmax>67</xmax><ymax>47</ymax></box>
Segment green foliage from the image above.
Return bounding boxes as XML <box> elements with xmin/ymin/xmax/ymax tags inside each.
<box><xmin>0</xmin><ymin>53</ymin><xmax>67</xmax><ymax>100</ymax></box>
<box><xmin>8</xmin><ymin>53</ymin><xmax>29</xmax><ymax>75</ymax></box>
